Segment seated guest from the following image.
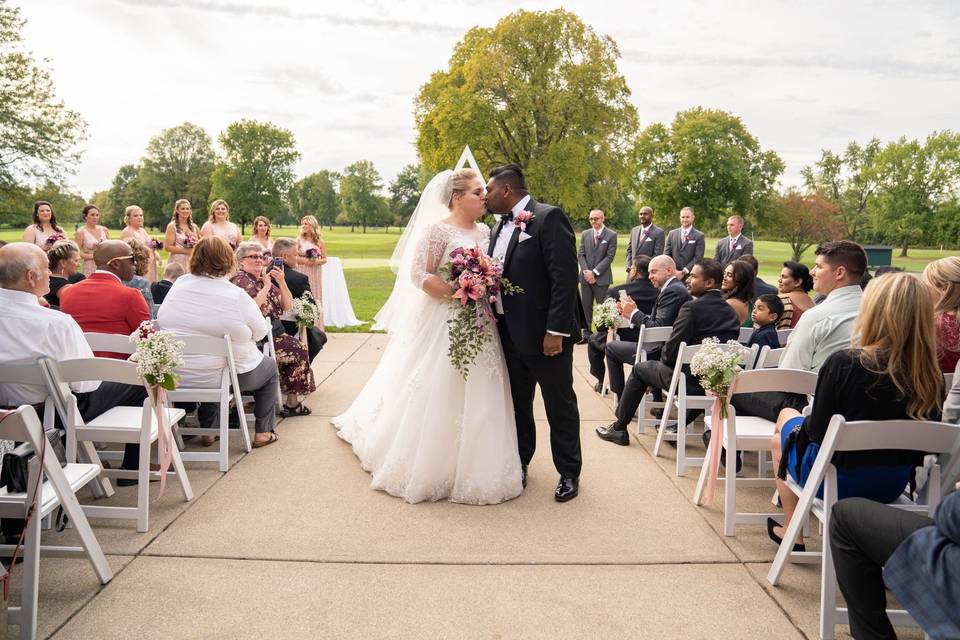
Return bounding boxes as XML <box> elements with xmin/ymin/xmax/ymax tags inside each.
<box><xmin>747</xmin><ymin>294</ymin><xmax>783</xmax><ymax>351</ymax></box>
<box><xmin>722</xmin><ymin>260</ymin><xmax>755</xmax><ymax>326</ymax></box>
<box><xmin>231</xmin><ymin>242</ymin><xmax>316</xmax><ymax>417</ymax></box>
<box><xmin>737</xmin><ymin>255</ymin><xmax>777</xmax><ymax>298</ymax></box>
<box><xmin>150</xmin><ymin>261</ymin><xmax>184</xmax><ymax>306</ymax></box>
<box><xmin>274</xmin><ymin>237</ymin><xmax>326</xmax><ymax>363</ymax></box>
<box><xmin>45</xmin><ymin>240</ymin><xmax>85</xmax><ymax>308</ymax></box>
<box><xmin>156</xmin><ymin>236</ymin><xmax>281</xmax><ymax>448</ymax></box>
<box><xmin>595</xmin><ymin>259</ymin><xmax>740</xmax><ymax>446</ymax></box>
<box><xmin>0</xmin><ymin>243</ymin><xmax>147</xmax><ymax>483</ymax></box>
<box><xmin>587</xmin><ymin>254</ymin><xmax>657</xmax><ymax>392</ymax></box>
<box><xmin>777</xmin><ymin>261</ymin><xmax>815</xmax><ymax>328</ymax></box>
<box><xmin>123</xmin><ymin>237</ymin><xmax>156</xmax><ymax>317</ymax></box>
<box><xmin>830</xmin><ymin>491</ymin><xmax>960</xmax><ymax>640</ymax></box>
<box><xmin>59</xmin><ymin>240</ymin><xmax>151</xmax><ymax>359</ymax></box>
<box><xmin>923</xmin><ymin>256</ymin><xmax>960</xmax><ymax>373</ymax></box>
<box><xmin>604</xmin><ymin>255</ymin><xmax>690</xmax><ymax>398</ymax></box>
<box><xmin>769</xmin><ymin>272</ymin><xmax>943</xmax><ymax>550</ymax></box>
<box><xmin>733</xmin><ymin>241</ymin><xmax>867</xmax><ymax>422</ymax></box>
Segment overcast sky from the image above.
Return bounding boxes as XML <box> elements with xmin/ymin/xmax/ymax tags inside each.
<box><xmin>19</xmin><ymin>0</ymin><xmax>960</xmax><ymax>200</ymax></box>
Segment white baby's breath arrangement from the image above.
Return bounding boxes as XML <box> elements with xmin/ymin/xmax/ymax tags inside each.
<box><xmin>689</xmin><ymin>338</ymin><xmax>745</xmax><ymax>418</ymax></box>
<box><xmin>292</xmin><ymin>292</ymin><xmax>321</xmax><ymax>329</ymax></box>
<box><xmin>129</xmin><ymin>321</ymin><xmax>184</xmax><ymax>392</ymax></box>
<box><xmin>592</xmin><ymin>298</ymin><xmax>621</xmax><ymax>330</ymax></box>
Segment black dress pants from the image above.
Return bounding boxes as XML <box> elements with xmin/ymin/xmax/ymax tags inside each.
<box><xmin>500</xmin><ymin>324</ymin><xmax>582</xmax><ymax>478</ymax></box>
<box><xmin>830</xmin><ymin>498</ymin><xmax>934</xmax><ymax>640</ymax></box>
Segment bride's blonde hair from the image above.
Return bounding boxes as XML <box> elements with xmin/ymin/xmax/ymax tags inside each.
<box><xmin>447</xmin><ymin>169</ymin><xmax>479</xmax><ymax>209</ymax></box>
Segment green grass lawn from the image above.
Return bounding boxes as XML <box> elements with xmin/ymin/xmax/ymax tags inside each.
<box><xmin>5</xmin><ymin>225</ymin><xmax>959</xmax><ymax>332</ymax></box>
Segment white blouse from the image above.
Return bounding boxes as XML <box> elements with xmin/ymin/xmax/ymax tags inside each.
<box><xmin>156</xmin><ymin>274</ymin><xmax>269</xmax><ymax>386</ymax></box>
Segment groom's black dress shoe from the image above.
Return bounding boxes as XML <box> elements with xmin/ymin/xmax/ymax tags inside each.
<box><xmin>595</xmin><ymin>423</ymin><xmax>629</xmax><ymax>446</ymax></box>
<box><xmin>521</xmin><ymin>464</ymin><xmax>528</xmax><ymax>489</ymax></box>
<box><xmin>555</xmin><ymin>476</ymin><xmax>579</xmax><ymax>502</ymax></box>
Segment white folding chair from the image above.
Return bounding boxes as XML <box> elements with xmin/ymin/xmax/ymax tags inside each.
<box><xmin>766</xmin><ymin>415</ymin><xmax>960</xmax><ymax>640</ymax></box>
<box><xmin>692</xmin><ymin>368</ymin><xmax>819</xmax><ymax>536</ymax></box>
<box><xmin>0</xmin><ymin>362</ymin><xmax>113</xmax><ymax>500</ymax></box>
<box><xmin>653</xmin><ymin>341</ymin><xmax>759</xmax><ymax>476</ymax></box>
<box><xmin>83</xmin><ymin>332</ymin><xmax>136</xmax><ymax>356</ymax></box>
<box><xmin>0</xmin><ymin>406</ymin><xmax>113</xmax><ymax>640</ymax></box>
<box><xmin>166</xmin><ymin>334</ymin><xmax>252</xmax><ymax>471</ymax></box>
<box><xmin>777</xmin><ymin>328</ymin><xmax>793</xmax><ymax>346</ymax></box>
<box><xmin>41</xmin><ymin>357</ymin><xmax>193</xmax><ymax>533</ymax></box>
<box><xmin>738</xmin><ymin>326</ymin><xmax>754</xmax><ymax>345</ymax></box>
<box><xmin>630</xmin><ymin>325</ymin><xmax>673</xmax><ymax>435</ymax></box>
<box><xmin>755</xmin><ymin>346</ymin><xmax>785</xmax><ymax>369</ymax></box>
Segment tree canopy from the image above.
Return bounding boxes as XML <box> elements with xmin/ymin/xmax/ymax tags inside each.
<box><xmin>290</xmin><ymin>170</ymin><xmax>340</xmax><ymax>228</ymax></box>
<box><xmin>415</xmin><ymin>9</ymin><xmax>638</xmax><ymax>224</ymax></box>
<box><xmin>340</xmin><ymin>160</ymin><xmax>389</xmax><ymax>232</ymax></box>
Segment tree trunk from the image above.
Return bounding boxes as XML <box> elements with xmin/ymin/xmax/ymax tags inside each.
<box><xmin>899</xmin><ymin>238</ymin><xmax>909</xmax><ymax>257</ymax></box>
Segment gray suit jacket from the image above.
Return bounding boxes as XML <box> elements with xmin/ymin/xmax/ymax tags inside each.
<box><xmin>714</xmin><ymin>236</ymin><xmax>754</xmax><ymax>266</ymax></box>
<box><xmin>625</xmin><ymin>224</ymin><xmax>665</xmax><ymax>271</ymax></box>
<box><xmin>578</xmin><ymin>227</ymin><xmax>617</xmax><ymax>286</ymax></box>
<box><xmin>663</xmin><ymin>227</ymin><xmax>705</xmax><ymax>275</ymax></box>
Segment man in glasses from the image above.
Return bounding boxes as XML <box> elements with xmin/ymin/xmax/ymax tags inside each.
<box><xmin>59</xmin><ymin>240</ymin><xmax>150</xmax><ymax>359</ymax></box>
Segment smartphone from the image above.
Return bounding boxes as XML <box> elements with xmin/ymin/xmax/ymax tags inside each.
<box><xmin>273</xmin><ymin>257</ymin><xmax>284</xmax><ymax>269</ymax></box>
<box><xmin>619</xmin><ymin>289</ymin><xmax>629</xmax><ymax>301</ymax></box>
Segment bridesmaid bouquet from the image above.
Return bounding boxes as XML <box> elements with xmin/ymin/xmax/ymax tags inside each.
<box><xmin>44</xmin><ymin>232</ymin><xmax>67</xmax><ymax>248</ymax></box>
<box><xmin>441</xmin><ymin>246</ymin><xmax>521</xmax><ymax>379</ymax></box>
<box><xmin>181</xmin><ymin>236</ymin><xmax>197</xmax><ymax>249</ymax></box>
<box><xmin>149</xmin><ymin>239</ymin><xmax>164</xmax><ymax>250</ymax></box>
<box><xmin>592</xmin><ymin>299</ymin><xmax>621</xmax><ymax>330</ymax></box>
<box><xmin>304</xmin><ymin>248</ymin><xmax>321</xmax><ymax>260</ymax></box>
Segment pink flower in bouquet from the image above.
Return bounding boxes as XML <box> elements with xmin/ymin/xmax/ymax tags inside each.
<box><xmin>514</xmin><ymin>211</ymin><xmax>534</xmax><ymax>232</ymax></box>
<box><xmin>452</xmin><ymin>272</ymin><xmax>485</xmax><ymax>305</ymax></box>
<box><xmin>45</xmin><ymin>232</ymin><xmax>67</xmax><ymax>247</ymax></box>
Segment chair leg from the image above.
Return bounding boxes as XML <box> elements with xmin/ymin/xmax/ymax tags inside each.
<box><xmin>59</xmin><ymin>488</ymin><xmax>113</xmax><ymax>583</ymax></box>
<box><xmin>236</xmin><ymin>398</ymin><xmax>252</xmax><ymax>454</ymax></box>
<box><xmin>693</xmin><ymin>446</ymin><xmax>710</xmax><ymax>504</ymax></box>
<box><xmin>219</xmin><ymin>401</ymin><xmax>229</xmax><ymax>473</ymax></box>
<box><xmin>676</xmin><ymin>414</ymin><xmax>687</xmax><ymax>477</ymax></box>
<box><xmin>136</xmin><ymin>441</ymin><xmax>150</xmax><ymax>533</ymax></box>
<box><xmin>820</xmin><ymin>474</ymin><xmax>840</xmax><ymax>640</ymax></box>
<box><xmin>19</xmin><ymin>506</ymin><xmax>42</xmax><ymax>640</ymax></box>
<box><xmin>653</xmin><ymin>389</ymin><xmax>674</xmax><ymax>457</ymax></box>
<box><xmin>724</xmin><ymin>443</ymin><xmax>736</xmax><ymax>536</ymax></box>
<box><xmin>78</xmin><ymin>440</ymin><xmax>114</xmax><ymax>498</ymax></box>
<box><xmin>170</xmin><ymin>441</ymin><xmax>194</xmax><ymax>502</ymax></box>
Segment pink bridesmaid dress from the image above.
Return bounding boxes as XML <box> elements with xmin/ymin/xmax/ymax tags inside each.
<box><xmin>296</xmin><ymin>238</ymin><xmax>323</xmax><ymax>304</ymax></box>
<box><xmin>124</xmin><ymin>226</ymin><xmax>159</xmax><ymax>283</ymax></box>
<box><xmin>169</xmin><ymin>228</ymin><xmax>197</xmax><ymax>273</ymax></box>
<box><xmin>79</xmin><ymin>226</ymin><xmax>108</xmax><ymax>276</ymax></box>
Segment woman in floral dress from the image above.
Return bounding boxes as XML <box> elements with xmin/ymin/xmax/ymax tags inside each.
<box><xmin>164</xmin><ymin>199</ymin><xmax>199</xmax><ymax>273</ymax></box>
<box><xmin>232</xmin><ymin>241</ymin><xmax>316</xmax><ymax>416</ymax></box>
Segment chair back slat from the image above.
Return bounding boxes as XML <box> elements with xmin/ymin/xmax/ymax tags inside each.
<box><xmin>830</xmin><ymin>418</ymin><xmax>960</xmax><ymax>455</ymax></box>
<box><xmin>175</xmin><ymin>334</ymin><xmax>231</xmax><ymax>358</ymax></box>
<box><xmin>777</xmin><ymin>328</ymin><xmax>793</xmax><ymax>346</ymax></box>
<box><xmin>945</xmin><ymin>372</ymin><xmax>954</xmax><ymax>390</ymax></box>
<box><xmin>0</xmin><ymin>404</ymin><xmax>44</xmax><ymax>449</ymax></box>
<box><xmin>46</xmin><ymin>357</ymin><xmax>141</xmax><ymax>387</ymax></box>
<box><xmin>731</xmin><ymin>368</ymin><xmax>818</xmax><ymax>396</ymax></box>
<box><xmin>83</xmin><ymin>332</ymin><xmax>135</xmax><ymax>355</ymax></box>
<box><xmin>738</xmin><ymin>327</ymin><xmax>754</xmax><ymax>344</ymax></box>
<box><xmin>0</xmin><ymin>361</ymin><xmax>48</xmax><ymax>386</ymax></box>
<box><xmin>637</xmin><ymin>325</ymin><xmax>672</xmax><ymax>345</ymax></box>
<box><xmin>756</xmin><ymin>346</ymin><xmax>785</xmax><ymax>368</ymax></box>
<box><xmin>678</xmin><ymin>341</ymin><xmax>755</xmax><ymax>367</ymax></box>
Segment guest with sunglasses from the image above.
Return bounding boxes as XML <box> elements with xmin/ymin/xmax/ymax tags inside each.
<box><xmin>59</xmin><ymin>240</ymin><xmax>150</xmax><ymax>359</ymax></box>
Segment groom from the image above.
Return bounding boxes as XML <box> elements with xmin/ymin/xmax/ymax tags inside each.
<box><xmin>485</xmin><ymin>164</ymin><xmax>583</xmax><ymax>502</ymax></box>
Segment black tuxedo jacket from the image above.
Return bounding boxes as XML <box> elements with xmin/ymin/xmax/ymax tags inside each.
<box><xmin>661</xmin><ymin>290</ymin><xmax>741</xmax><ymax>369</ymax></box>
<box><xmin>283</xmin><ymin>265</ymin><xmax>312</xmax><ymax>300</ymax></box>
<box><xmin>150</xmin><ymin>279</ymin><xmax>173</xmax><ymax>305</ymax></box>
<box><xmin>489</xmin><ymin>197</ymin><xmax>581</xmax><ymax>355</ymax></box>
<box><xmin>606</xmin><ymin>278</ymin><xmax>658</xmax><ymax>342</ymax></box>
<box><xmin>629</xmin><ymin>277</ymin><xmax>690</xmax><ymax>331</ymax></box>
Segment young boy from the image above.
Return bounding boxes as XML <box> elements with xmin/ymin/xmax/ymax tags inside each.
<box><xmin>747</xmin><ymin>294</ymin><xmax>784</xmax><ymax>350</ymax></box>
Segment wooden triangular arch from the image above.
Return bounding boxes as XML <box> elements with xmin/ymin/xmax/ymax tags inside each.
<box><xmin>454</xmin><ymin>145</ymin><xmax>484</xmax><ymax>182</ymax></box>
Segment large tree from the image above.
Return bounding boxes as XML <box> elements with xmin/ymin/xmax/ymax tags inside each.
<box><xmin>0</xmin><ymin>1</ymin><xmax>87</xmax><ymax>198</ymax></box>
<box><xmin>801</xmin><ymin>138</ymin><xmax>882</xmax><ymax>240</ymax></box>
<box><xmin>290</xmin><ymin>170</ymin><xmax>340</xmax><ymax>228</ymax></box>
<box><xmin>210</xmin><ymin>119</ymin><xmax>300</xmax><ymax>233</ymax></box>
<box><xmin>139</xmin><ymin>122</ymin><xmax>215</xmax><ymax>222</ymax></box>
<box><xmin>767</xmin><ymin>192</ymin><xmax>845</xmax><ymax>261</ymax></box>
<box><xmin>389</xmin><ymin>164</ymin><xmax>421</xmax><ymax>226</ymax></box>
<box><xmin>340</xmin><ymin>160</ymin><xmax>389</xmax><ymax>233</ymax></box>
<box><xmin>633</xmin><ymin>108</ymin><xmax>784</xmax><ymax>234</ymax></box>
<box><xmin>415</xmin><ymin>9</ymin><xmax>637</xmax><ymax>224</ymax></box>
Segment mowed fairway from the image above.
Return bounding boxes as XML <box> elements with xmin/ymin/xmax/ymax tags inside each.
<box><xmin>4</xmin><ymin>225</ymin><xmax>958</xmax><ymax>331</ymax></box>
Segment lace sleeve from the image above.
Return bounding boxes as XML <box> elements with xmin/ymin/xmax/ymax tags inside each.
<box><xmin>411</xmin><ymin>224</ymin><xmax>449</xmax><ymax>288</ymax></box>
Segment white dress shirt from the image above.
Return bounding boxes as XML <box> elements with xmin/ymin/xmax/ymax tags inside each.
<box><xmin>156</xmin><ymin>274</ymin><xmax>269</xmax><ymax>386</ymax></box>
<box><xmin>591</xmin><ymin>225</ymin><xmax>606</xmax><ymax>275</ymax></box>
<box><xmin>779</xmin><ymin>285</ymin><xmax>863</xmax><ymax>372</ymax></box>
<box><xmin>492</xmin><ymin>194</ymin><xmax>531</xmax><ymax>260</ymax></box>
<box><xmin>629</xmin><ymin>275</ymin><xmax>677</xmax><ymax>323</ymax></box>
<box><xmin>0</xmin><ymin>287</ymin><xmax>99</xmax><ymax>406</ymax></box>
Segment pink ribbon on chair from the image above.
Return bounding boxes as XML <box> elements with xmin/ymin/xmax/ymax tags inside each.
<box><xmin>147</xmin><ymin>385</ymin><xmax>173</xmax><ymax>497</ymax></box>
<box><xmin>698</xmin><ymin>378</ymin><xmax>738</xmax><ymax>506</ymax></box>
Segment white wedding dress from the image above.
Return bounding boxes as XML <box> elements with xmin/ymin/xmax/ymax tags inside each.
<box><xmin>331</xmin><ymin>178</ymin><xmax>523</xmax><ymax>505</ymax></box>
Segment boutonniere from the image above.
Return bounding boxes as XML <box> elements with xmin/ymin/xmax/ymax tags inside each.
<box><xmin>514</xmin><ymin>211</ymin><xmax>534</xmax><ymax>232</ymax></box>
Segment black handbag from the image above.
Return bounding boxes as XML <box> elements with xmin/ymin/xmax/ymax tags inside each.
<box><xmin>0</xmin><ymin>429</ymin><xmax>67</xmax><ymax>493</ymax></box>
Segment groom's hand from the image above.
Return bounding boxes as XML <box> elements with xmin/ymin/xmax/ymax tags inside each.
<box><xmin>543</xmin><ymin>333</ymin><xmax>563</xmax><ymax>357</ymax></box>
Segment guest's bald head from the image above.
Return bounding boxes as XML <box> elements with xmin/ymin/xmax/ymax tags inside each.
<box><xmin>0</xmin><ymin>242</ymin><xmax>50</xmax><ymax>295</ymax></box>
<box><xmin>94</xmin><ymin>240</ymin><xmax>136</xmax><ymax>280</ymax></box>
<box><xmin>648</xmin><ymin>255</ymin><xmax>677</xmax><ymax>288</ymax></box>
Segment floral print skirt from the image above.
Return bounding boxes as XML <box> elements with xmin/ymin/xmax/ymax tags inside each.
<box><xmin>274</xmin><ymin>333</ymin><xmax>316</xmax><ymax>399</ymax></box>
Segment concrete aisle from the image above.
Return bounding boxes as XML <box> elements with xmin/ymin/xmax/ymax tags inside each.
<box><xmin>10</xmin><ymin>334</ymin><xmax>920</xmax><ymax>639</ymax></box>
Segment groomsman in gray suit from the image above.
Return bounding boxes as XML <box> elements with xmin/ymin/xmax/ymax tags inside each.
<box><xmin>624</xmin><ymin>206</ymin><xmax>665</xmax><ymax>272</ymax></box>
<box><xmin>714</xmin><ymin>215</ymin><xmax>754</xmax><ymax>266</ymax></box>
<box><xmin>663</xmin><ymin>206</ymin><xmax>705</xmax><ymax>279</ymax></box>
<box><xmin>578</xmin><ymin>209</ymin><xmax>617</xmax><ymax>342</ymax></box>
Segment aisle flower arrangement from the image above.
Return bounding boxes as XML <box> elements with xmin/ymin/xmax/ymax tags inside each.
<box><xmin>592</xmin><ymin>299</ymin><xmax>621</xmax><ymax>330</ymax></box>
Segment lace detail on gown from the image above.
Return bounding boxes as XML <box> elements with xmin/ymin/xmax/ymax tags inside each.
<box><xmin>331</xmin><ymin>221</ymin><xmax>522</xmax><ymax>505</ymax></box>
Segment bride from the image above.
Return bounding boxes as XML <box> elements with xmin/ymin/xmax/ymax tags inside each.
<box><xmin>331</xmin><ymin>168</ymin><xmax>523</xmax><ymax>505</ymax></box>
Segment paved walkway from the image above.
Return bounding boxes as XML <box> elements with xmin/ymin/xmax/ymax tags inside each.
<box><xmin>13</xmin><ymin>334</ymin><xmax>920</xmax><ymax>639</ymax></box>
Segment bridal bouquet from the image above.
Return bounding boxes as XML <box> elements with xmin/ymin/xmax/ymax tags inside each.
<box><xmin>292</xmin><ymin>292</ymin><xmax>320</xmax><ymax>329</ymax></box>
<box><xmin>592</xmin><ymin>299</ymin><xmax>621</xmax><ymax>330</ymax></box>
<box><xmin>441</xmin><ymin>246</ymin><xmax>521</xmax><ymax>379</ymax></box>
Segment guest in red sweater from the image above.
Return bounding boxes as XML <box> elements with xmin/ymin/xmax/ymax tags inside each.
<box><xmin>59</xmin><ymin>240</ymin><xmax>150</xmax><ymax>358</ymax></box>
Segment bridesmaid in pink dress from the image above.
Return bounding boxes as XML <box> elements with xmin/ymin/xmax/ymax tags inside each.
<box><xmin>21</xmin><ymin>200</ymin><xmax>67</xmax><ymax>250</ymax></box>
<box><xmin>295</xmin><ymin>215</ymin><xmax>327</xmax><ymax>325</ymax></box>
<box><xmin>201</xmin><ymin>199</ymin><xmax>242</xmax><ymax>249</ymax></box>
<box><xmin>120</xmin><ymin>205</ymin><xmax>162</xmax><ymax>283</ymax></box>
<box><xmin>249</xmin><ymin>215</ymin><xmax>274</xmax><ymax>259</ymax></box>
<box><xmin>74</xmin><ymin>204</ymin><xmax>110</xmax><ymax>276</ymax></box>
<box><xmin>164</xmin><ymin>199</ymin><xmax>199</xmax><ymax>273</ymax></box>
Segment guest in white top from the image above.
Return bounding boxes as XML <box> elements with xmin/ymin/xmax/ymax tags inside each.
<box><xmin>0</xmin><ymin>242</ymin><xmax>147</xmax><ymax>471</ymax></box>
<box><xmin>156</xmin><ymin>236</ymin><xmax>280</xmax><ymax>447</ymax></box>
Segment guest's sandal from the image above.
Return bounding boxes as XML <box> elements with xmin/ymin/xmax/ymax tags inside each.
<box><xmin>252</xmin><ymin>432</ymin><xmax>279</xmax><ymax>448</ymax></box>
<box><xmin>281</xmin><ymin>403</ymin><xmax>312</xmax><ymax>417</ymax></box>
